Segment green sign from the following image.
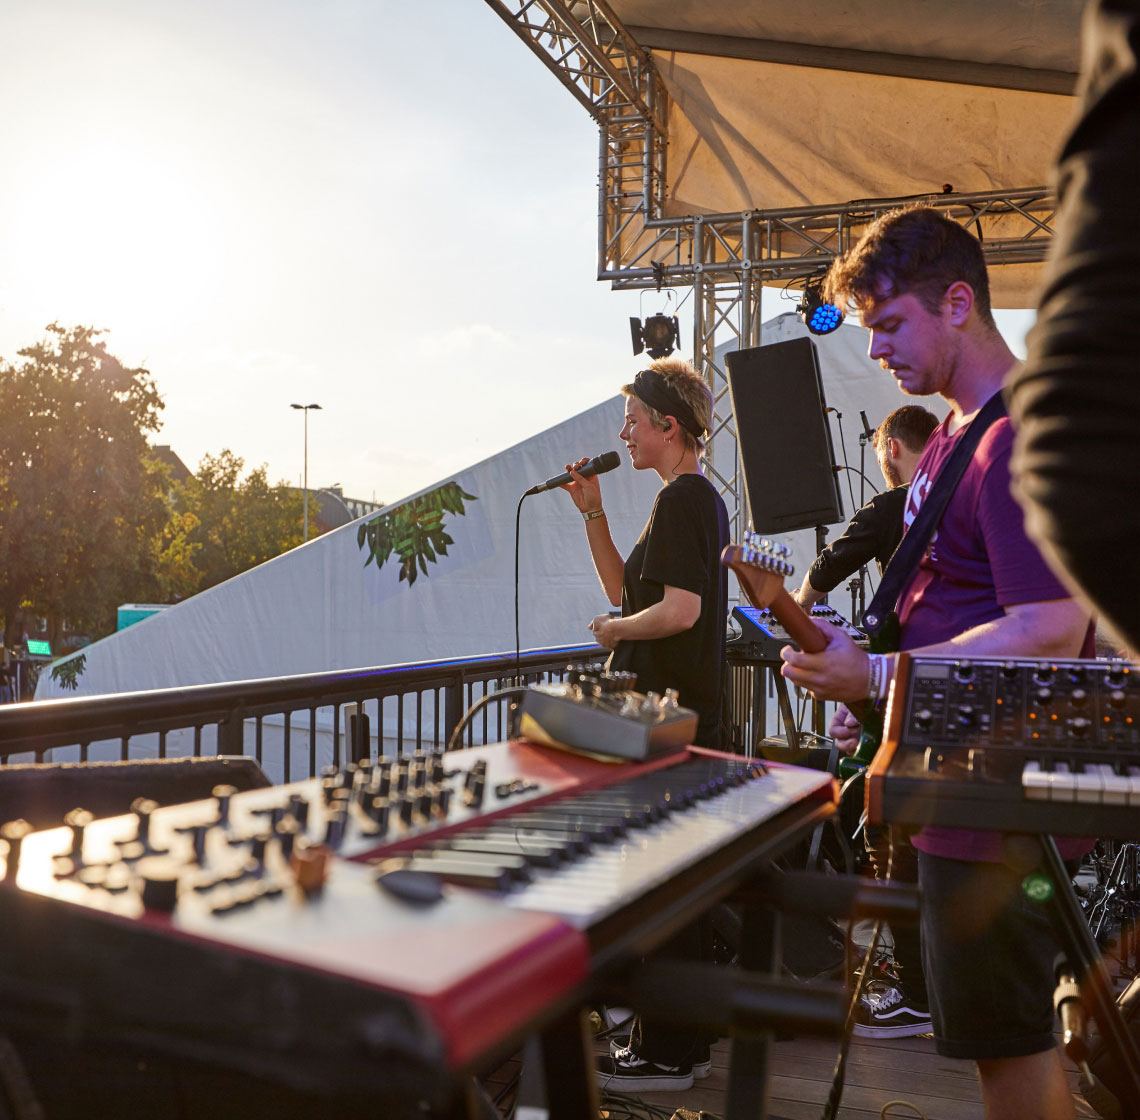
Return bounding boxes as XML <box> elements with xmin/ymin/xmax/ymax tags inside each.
<box><xmin>25</xmin><ymin>639</ymin><xmax>52</xmax><ymax>657</ymax></box>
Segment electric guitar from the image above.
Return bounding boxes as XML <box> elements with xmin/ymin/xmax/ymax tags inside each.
<box><xmin>721</xmin><ymin>534</ymin><xmax>889</xmax><ymax>779</ymax></box>
<box><xmin>720</xmin><ymin>536</ymin><xmax>829</xmax><ymax>657</ymax></box>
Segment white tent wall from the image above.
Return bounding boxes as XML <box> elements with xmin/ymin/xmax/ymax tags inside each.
<box><xmin>35</xmin><ymin>314</ymin><xmax>939</xmax><ymax>774</ymax></box>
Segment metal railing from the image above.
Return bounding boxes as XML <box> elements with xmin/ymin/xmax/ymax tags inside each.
<box><xmin>0</xmin><ymin>646</ymin><xmax>607</xmax><ymax>783</ymax></box>
<box><xmin>0</xmin><ymin>644</ymin><xmax>815</xmax><ymax>784</ymax></box>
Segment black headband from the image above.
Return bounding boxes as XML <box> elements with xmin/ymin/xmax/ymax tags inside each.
<box><xmin>633</xmin><ymin>369</ymin><xmax>706</xmax><ymax>440</ymax></box>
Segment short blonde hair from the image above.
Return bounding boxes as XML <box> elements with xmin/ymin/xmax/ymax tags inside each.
<box><xmin>622</xmin><ymin>357</ymin><xmax>713</xmax><ymax>453</ymax></box>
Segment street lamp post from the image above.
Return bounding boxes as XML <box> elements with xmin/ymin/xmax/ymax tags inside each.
<box><xmin>290</xmin><ymin>402</ymin><xmax>322</xmax><ymax>541</ymax></box>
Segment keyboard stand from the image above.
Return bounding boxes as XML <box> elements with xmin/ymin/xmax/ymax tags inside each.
<box><xmin>1017</xmin><ymin>834</ymin><xmax>1140</xmax><ymax>1113</ymax></box>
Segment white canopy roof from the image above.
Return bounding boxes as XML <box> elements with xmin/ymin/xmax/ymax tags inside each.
<box><xmin>605</xmin><ymin>0</ymin><xmax>1084</xmax><ymax>304</ymax></box>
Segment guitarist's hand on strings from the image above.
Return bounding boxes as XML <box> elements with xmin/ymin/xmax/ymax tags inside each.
<box><xmin>780</xmin><ymin>622</ymin><xmax>887</xmax><ymax>706</ymax></box>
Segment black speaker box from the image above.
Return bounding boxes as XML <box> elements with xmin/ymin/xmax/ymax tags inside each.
<box><xmin>726</xmin><ymin>337</ymin><xmax>844</xmax><ymax>533</ymax></box>
<box><xmin>0</xmin><ymin>755</ymin><xmax>271</xmax><ymax>829</ymax></box>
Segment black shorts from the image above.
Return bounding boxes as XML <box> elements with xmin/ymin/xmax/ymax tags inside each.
<box><xmin>917</xmin><ymin>851</ymin><xmax>1062</xmax><ymax>1060</ymax></box>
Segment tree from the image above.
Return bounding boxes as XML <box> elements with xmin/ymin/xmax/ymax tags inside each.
<box><xmin>175</xmin><ymin>450</ymin><xmax>304</xmax><ymax>592</ymax></box>
<box><xmin>0</xmin><ymin>324</ymin><xmax>171</xmax><ymax>645</ymax></box>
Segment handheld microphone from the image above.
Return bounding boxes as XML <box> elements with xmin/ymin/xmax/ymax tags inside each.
<box><xmin>524</xmin><ymin>451</ymin><xmax>621</xmax><ymax>496</ymax></box>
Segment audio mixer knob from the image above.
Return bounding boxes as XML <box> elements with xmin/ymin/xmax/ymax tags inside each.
<box><xmin>1</xmin><ymin>819</ymin><xmax>33</xmax><ymax>883</ymax></box>
<box><xmin>212</xmin><ymin>785</ymin><xmax>238</xmax><ymax>827</ymax></box>
<box><xmin>64</xmin><ymin>808</ymin><xmax>94</xmax><ymax>861</ymax></box>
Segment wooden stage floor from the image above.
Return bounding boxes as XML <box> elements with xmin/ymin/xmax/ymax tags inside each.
<box><xmin>595</xmin><ymin>1030</ymin><xmax>1100</xmax><ymax>1120</ymax></box>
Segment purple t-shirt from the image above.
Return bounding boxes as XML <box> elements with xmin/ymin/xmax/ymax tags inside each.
<box><xmin>896</xmin><ymin>409</ymin><xmax>1089</xmax><ymax>862</ymax></box>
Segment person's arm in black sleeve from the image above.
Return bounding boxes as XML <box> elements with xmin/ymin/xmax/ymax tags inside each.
<box><xmin>795</xmin><ymin>487</ymin><xmax>905</xmax><ymax>608</ymax></box>
<box><xmin>1008</xmin><ymin>0</ymin><xmax>1140</xmax><ymax>651</ymax></box>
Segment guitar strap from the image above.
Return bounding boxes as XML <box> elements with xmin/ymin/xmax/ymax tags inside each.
<box><xmin>862</xmin><ymin>391</ymin><xmax>1007</xmax><ymax>637</ymax></box>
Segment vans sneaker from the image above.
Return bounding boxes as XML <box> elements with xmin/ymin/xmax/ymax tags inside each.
<box><xmin>608</xmin><ymin>1038</ymin><xmax>711</xmax><ymax>1079</ymax></box>
<box><xmin>595</xmin><ymin>1046</ymin><xmax>694</xmax><ymax>1091</ymax></box>
<box><xmin>852</xmin><ymin>982</ymin><xmax>932</xmax><ymax>1039</ymax></box>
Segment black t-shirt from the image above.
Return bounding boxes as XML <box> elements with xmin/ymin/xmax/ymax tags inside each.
<box><xmin>608</xmin><ymin>473</ymin><xmax>730</xmax><ymax>748</ymax></box>
<box><xmin>807</xmin><ymin>485</ymin><xmax>908</xmax><ymax>592</ymax></box>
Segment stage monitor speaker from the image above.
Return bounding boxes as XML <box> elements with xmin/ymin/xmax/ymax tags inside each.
<box><xmin>725</xmin><ymin>338</ymin><xmax>844</xmax><ymax>533</ymax></box>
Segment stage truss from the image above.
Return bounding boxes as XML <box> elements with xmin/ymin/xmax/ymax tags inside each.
<box><xmin>485</xmin><ymin>0</ymin><xmax>1057</xmax><ymax>532</ymax></box>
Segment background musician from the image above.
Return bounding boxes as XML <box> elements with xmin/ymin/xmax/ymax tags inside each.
<box><xmin>780</xmin><ymin>207</ymin><xmax>1092</xmax><ymax>1120</ymax></box>
<box><xmin>561</xmin><ymin>356</ymin><xmax>728</xmax><ymax>1092</ymax></box>
<box><xmin>794</xmin><ymin>404</ymin><xmax>939</xmax><ymax>609</ymax></box>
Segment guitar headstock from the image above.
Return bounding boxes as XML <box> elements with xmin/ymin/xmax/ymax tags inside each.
<box><xmin>721</xmin><ymin>533</ymin><xmax>795</xmax><ymax>610</ymax></box>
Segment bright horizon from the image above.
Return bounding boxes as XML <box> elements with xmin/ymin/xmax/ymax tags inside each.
<box><xmin>0</xmin><ymin>1</ymin><xmax>1035</xmax><ymax>506</ymax></box>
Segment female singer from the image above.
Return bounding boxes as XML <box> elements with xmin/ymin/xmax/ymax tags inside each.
<box><xmin>563</xmin><ymin>356</ymin><xmax>729</xmax><ymax>749</ymax></box>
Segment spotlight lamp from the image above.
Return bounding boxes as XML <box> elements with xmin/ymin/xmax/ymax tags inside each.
<box><xmin>798</xmin><ymin>280</ymin><xmax>845</xmax><ymax>336</ymax></box>
<box><xmin>630</xmin><ymin>313</ymin><xmax>680</xmax><ymax>359</ymax></box>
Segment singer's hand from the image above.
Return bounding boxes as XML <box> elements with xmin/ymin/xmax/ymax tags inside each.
<box><xmin>562</xmin><ymin>457</ymin><xmax>603</xmax><ymax>513</ymax></box>
<box><xmin>589</xmin><ymin>613</ymin><xmax>620</xmax><ymax>649</ymax></box>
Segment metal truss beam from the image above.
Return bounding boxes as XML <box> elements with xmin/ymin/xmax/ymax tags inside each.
<box><xmin>488</xmin><ymin>0</ymin><xmax>1057</xmax><ymax>535</ymax></box>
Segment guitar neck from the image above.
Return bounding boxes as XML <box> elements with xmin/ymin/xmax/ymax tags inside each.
<box><xmin>762</xmin><ymin>588</ymin><xmax>828</xmax><ymax>654</ymax></box>
<box><xmin>721</xmin><ymin>546</ymin><xmax>828</xmax><ymax>655</ymax></box>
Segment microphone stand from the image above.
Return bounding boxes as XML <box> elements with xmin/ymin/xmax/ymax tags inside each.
<box><xmin>849</xmin><ymin>412</ymin><xmax>873</xmax><ymax>623</ymax></box>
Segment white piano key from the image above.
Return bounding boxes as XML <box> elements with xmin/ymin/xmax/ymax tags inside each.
<box><xmin>1126</xmin><ymin>766</ymin><xmax>1140</xmax><ymax>807</ymax></box>
<box><xmin>1074</xmin><ymin>761</ymin><xmax>1105</xmax><ymax>803</ymax></box>
<box><xmin>1049</xmin><ymin>761</ymin><xmax>1077</xmax><ymax>802</ymax></box>
<box><xmin>1095</xmin><ymin>763</ymin><xmax>1130</xmax><ymax>805</ymax></box>
<box><xmin>1022</xmin><ymin>760</ymin><xmax>1051</xmax><ymax>801</ymax></box>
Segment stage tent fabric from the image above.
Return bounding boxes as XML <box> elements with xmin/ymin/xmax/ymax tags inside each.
<box><xmin>34</xmin><ymin>315</ymin><xmax>925</xmax><ymax>774</ymax></box>
<box><xmin>607</xmin><ymin>0</ymin><xmax>1083</xmax><ymax>307</ymax></box>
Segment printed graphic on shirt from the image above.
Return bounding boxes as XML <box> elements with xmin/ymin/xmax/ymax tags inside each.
<box><xmin>903</xmin><ymin>467</ymin><xmax>938</xmax><ymax>562</ymax></box>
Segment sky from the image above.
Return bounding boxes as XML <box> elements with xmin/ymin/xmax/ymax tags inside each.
<box><xmin>0</xmin><ymin>1</ymin><xmax>1035</xmax><ymax>506</ymax></box>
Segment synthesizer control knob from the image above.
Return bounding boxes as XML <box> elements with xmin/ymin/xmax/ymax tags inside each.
<box><xmin>1070</xmin><ymin>688</ymin><xmax>1089</xmax><ymax>709</ymax></box>
<box><xmin>1109</xmin><ymin>689</ymin><xmax>1127</xmax><ymax>710</ymax></box>
<box><xmin>914</xmin><ymin>708</ymin><xmax>934</xmax><ymax>732</ymax></box>
<box><xmin>1106</xmin><ymin>665</ymin><xmax>1128</xmax><ymax>689</ymax></box>
<box><xmin>212</xmin><ymin>785</ymin><xmax>238</xmax><ymax>828</ymax></box>
<box><xmin>956</xmin><ymin>704</ymin><xmax>976</xmax><ymax>729</ymax></box>
<box><xmin>1033</xmin><ymin>687</ymin><xmax>1054</xmax><ymax>707</ymax></box>
<box><xmin>1033</xmin><ymin>665</ymin><xmax>1054</xmax><ymax>686</ymax></box>
<box><xmin>398</xmin><ymin>797</ymin><xmax>415</xmax><ymax>827</ymax></box>
<box><xmin>64</xmin><ymin>808</ymin><xmax>94</xmax><ymax>861</ymax></box>
<box><xmin>1</xmin><ymin>819</ymin><xmax>33</xmax><ymax>883</ymax></box>
<box><xmin>287</xmin><ymin>793</ymin><xmax>311</xmax><ymax>829</ymax></box>
<box><xmin>953</xmin><ymin>660</ymin><xmax>975</xmax><ymax>683</ymax></box>
<box><xmin>137</xmin><ymin>856</ymin><xmax>181</xmax><ymax>913</ymax></box>
<box><xmin>276</xmin><ymin>817</ymin><xmax>300</xmax><ymax>861</ymax></box>
<box><xmin>130</xmin><ymin>797</ymin><xmax>161</xmax><ymax>850</ymax></box>
<box><xmin>1067</xmin><ymin>717</ymin><xmax>1092</xmax><ymax>739</ymax></box>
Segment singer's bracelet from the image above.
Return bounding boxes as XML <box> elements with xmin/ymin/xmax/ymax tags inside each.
<box><xmin>582</xmin><ymin>508</ymin><xmax>606</xmax><ymax>522</ymax></box>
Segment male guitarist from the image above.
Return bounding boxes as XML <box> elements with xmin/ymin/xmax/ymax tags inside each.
<box><xmin>780</xmin><ymin>207</ymin><xmax>1092</xmax><ymax>1120</ymax></box>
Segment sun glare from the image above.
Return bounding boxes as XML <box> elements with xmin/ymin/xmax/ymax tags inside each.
<box><xmin>4</xmin><ymin>134</ymin><xmax>228</xmax><ymax>341</ymax></box>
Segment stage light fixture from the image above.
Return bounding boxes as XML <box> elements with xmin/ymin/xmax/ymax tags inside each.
<box><xmin>630</xmin><ymin>312</ymin><xmax>680</xmax><ymax>359</ymax></box>
<box><xmin>798</xmin><ymin>280</ymin><xmax>845</xmax><ymax>336</ymax></box>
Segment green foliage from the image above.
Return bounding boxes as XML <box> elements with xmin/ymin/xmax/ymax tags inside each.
<box><xmin>173</xmin><ymin>450</ymin><xmax>305</xmax><ymax>592</ymax></box>
<box><xmin>0</xmin><ymin>324</ymin><xmax>170</xmax><ymax>644</ymax></box>
<box><xmin>50</xmin><ymin>653</ymin><xmax>87</xmax><ymax>690</ymax></box>
<box><xmin>357</xmin><ymin>481</ymin><xmax>476</xmax><ymax>587</ymax></box>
